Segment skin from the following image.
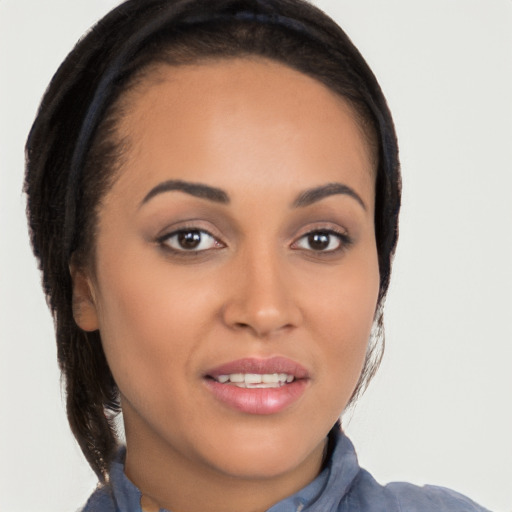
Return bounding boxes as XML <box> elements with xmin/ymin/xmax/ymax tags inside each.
<box><xmin>72</xmin><ymin>57</ymin><xmax>380</xmax><ymax>512</ymax></box>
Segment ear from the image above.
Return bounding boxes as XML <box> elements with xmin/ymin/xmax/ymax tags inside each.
<box><xmin>69</xmin><ymin>263</ymin><xmax>99</xmax><ymax>332</ymax></box>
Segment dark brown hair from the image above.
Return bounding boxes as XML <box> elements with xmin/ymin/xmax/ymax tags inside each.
<box><xmin>25</xmin><ymin>0</ymin><xmax>400</xmax><ymax>481</ymax></box>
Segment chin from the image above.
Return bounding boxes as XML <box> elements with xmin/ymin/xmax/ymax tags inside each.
<box><xmin>194</xmin><ymin>422</ymin><xmax>327</xmax><ymax>480</ymax></box>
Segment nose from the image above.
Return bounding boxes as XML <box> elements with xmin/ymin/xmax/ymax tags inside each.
<box><xmin>221</xmin><ymin>247</ymin><xmax>302</xmax><ymax>338</ymax></box>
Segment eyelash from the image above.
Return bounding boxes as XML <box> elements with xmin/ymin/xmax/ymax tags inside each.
<box><xmin>157</xmin><ymin>227</ymin><xmax>352</xmax><ymax>256</ymax></box>
<box><xmin>157</xmin><ymin>228</ymin><xmax>223</xmax><ymax>254</ymax></box>
<box><xmin>291</xmin><ymin>229</ymin><xmax>352</xmax><ymax>254</ymax></box>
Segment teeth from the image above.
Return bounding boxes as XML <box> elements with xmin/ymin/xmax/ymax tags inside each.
<box><xmin>214</xmin><ymin>373</ymin><xmax>295</xmax><ymax>387</ymax></box>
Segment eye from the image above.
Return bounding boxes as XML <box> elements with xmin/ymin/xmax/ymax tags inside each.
<box><xmin>160</xmin><ymin>229</ymin><xmax>221</xmax><ymax>252</ymax></box>
<box><xmin>293</xmin><ymin>230</ymin><xmax>349</xmax><ymax>252</ymax></box>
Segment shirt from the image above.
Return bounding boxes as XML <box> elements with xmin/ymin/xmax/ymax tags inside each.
<box><xmin>81</xmin><ymin>429</ymin><xmax>491</xmax><ymax>511</ymax></box>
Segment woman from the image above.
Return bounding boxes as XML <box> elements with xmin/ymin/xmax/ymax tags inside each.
<box><xmin>21</xmin><ymin>0</ymin><xmax>497</xmax><ymax>511</ymax></box>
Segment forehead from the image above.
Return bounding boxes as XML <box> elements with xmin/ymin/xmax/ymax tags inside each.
<box><xmin>111</xmin><ymin>57</ymin><xmax>375</xmax><ymax>203</ymax></box>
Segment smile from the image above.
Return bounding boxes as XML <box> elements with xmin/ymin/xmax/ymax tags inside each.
<box><xmin>204</xmin><ymin>357</ymin><xmax>309</xmax><ymax>414</ymax></box>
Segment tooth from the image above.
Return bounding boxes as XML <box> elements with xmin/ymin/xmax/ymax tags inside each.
<box><xmin>230</xmin><ymin>373</ymin><xmax>244</xmax><ymax>383</ymax></box>
<box><xmin>217</xmin><ymin>375</ymin><xmax>229</xmax><ymax>383</ymax></box>
<box><xmin>286</xmin><ymin>375</ymin><xmax>294</xmax><ymax>383</ymax></box>
<box><xmin>278</xmin><ymin>373</ymin><xmax>287</xmax><ymax>382</ymax></box>
<box><xmin>245</xmin><ymin>374</ymin><xmax>262</xmax><ymax>385</ymax></box>
<box><xmin>262</xmin><ymin>373</ymin><xmax>279</xmax><ymax>383</ymax></box>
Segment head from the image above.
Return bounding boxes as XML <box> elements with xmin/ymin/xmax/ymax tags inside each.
<box><xmin>25</xmin><ymin>0</ymin><xmax>400</xmax><ymax>482</ymax></box>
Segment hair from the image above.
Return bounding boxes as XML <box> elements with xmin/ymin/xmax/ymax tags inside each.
<box><xmin>25</xmin><ymin>0</ymin><xmax>400</xmax><ymax>481</ymax></box>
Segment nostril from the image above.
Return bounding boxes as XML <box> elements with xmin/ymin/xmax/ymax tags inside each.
<box><xmin>222</xmin><ymin>299</ymin><xmax>302</xmax><ymax>337</ymax></box>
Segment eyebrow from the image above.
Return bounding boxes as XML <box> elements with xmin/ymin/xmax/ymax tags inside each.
<box><xmin>140</xmin><ymin>179</ymin><xmax>365</xmax><ymax>211</ymax></box>
<box><xmin>140</xmin><ymin>179</ymin><xmax>230</xmax><ymax>206</ymax></box>
<box><xmin>292</xmin><ymin>182</ymin><xmax>367</xmax><ymax>211</ymax></box>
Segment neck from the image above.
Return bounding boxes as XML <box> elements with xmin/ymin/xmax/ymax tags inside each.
<box><xmin>123</xmin><ymin>413</ymin><xmax>327</xmax><ymax>512</ymax></box>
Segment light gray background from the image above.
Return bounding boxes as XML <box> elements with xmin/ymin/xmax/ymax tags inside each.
<box><xmin>1</xmin><ymin>1</ymin><xmax>511</xmax><ymax>511</ymax></box>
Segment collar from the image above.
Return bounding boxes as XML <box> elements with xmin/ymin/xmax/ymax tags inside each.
<box><xmin>268</xmin><ymin>428</ymin><xmax>360</xmax><ymax>512</ymax></box>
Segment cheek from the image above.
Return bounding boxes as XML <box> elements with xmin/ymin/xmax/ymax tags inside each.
<box><xmin>91</xmin><ymin>250</ymin><xmax>218</xmax><ymax>389</ymax></box>
<box><xmin>304</xmin><ymin>248</ymin><xmax>380</xmax><ymax>394</ymax></box>
<box><xmin>307</xmin><ymin>247</ymin><xmax>379</xmax><ymax>333</ymax></box>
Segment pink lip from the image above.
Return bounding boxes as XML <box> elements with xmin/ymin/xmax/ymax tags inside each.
<box><xmin>203</xmin><ymin>357</ymin><xmax>310</xmax><ymax>415</ymax></box>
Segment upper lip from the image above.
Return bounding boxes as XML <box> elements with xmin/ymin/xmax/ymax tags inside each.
<box><xmin>205</xmin><ymin>356</ymin><xmax>310</xmax><ymax>379</ymax></box>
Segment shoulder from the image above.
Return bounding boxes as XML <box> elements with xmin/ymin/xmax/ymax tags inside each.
<box><xmin>78</xmin><ymin>447</ymin><xmax>142</xmax><ymax>512</ymax></box>
<box><xmin>79</xmin><ymin>484</ymin><xmax>116</xmax><ymax>512</ymax></box>
<box><xmin>387</xmin><ymin>481</ymin><xmax>491</xmax><ymax>512</ymax></box>
<box><xmin>346</xmin><ymin>469</ymin><xmax>492</xmax><ymax>512</ymax></box>
<box><xmin>324</xmin><ymin>431</ymin><xmax>491</xmax><ymax>512</ymax></box>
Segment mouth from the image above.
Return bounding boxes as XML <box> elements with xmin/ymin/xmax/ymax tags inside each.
<box><xmin>203</xmin><ymin>357</ymin><xmax>309</xmax><ymax>415</ymax></box>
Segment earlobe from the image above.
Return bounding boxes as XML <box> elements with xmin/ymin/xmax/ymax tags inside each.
<box><xmin>69</xmin><ymin>264</ymin><xmax>99</xmax><ymax>332</ymax></box>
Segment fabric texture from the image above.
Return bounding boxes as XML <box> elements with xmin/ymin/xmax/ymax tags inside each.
<box><xmin>80</xmin><ymin>430</ymin><xmax>491</xmax><ymax>512</ymax></box>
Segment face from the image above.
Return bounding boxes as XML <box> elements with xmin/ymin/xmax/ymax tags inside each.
<box><xmin>74</xmin><ymin>58</ymin><xmax>379</xmax><ymax>490</ymax></box>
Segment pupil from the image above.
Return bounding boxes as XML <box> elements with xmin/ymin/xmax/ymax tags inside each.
<box><xmin>308</xmin><ymin>232</ymin><xmax>329</xmax><ymax>250</ymax></box>
<box><xmin>178</xmin><ymin>231</ymin><xmax>201</xmax><ymax>249</ymax></box>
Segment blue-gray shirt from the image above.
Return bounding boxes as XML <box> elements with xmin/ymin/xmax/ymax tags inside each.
<box><xmin>81</xmin><ymin>429</ymin><xmax>491</xmax><ymax>511</ymax></box>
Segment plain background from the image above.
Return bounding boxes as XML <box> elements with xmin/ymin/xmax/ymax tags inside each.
<box><xmin>0</xmin><ymin>1</ymin><xmax>511</xmax><ymax>511</ymax></box>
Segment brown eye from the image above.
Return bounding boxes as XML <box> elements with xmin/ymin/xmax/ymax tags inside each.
<box><xmin>162</xmin><ymin>229</ymin><xmax>219</xmax><ymax>252</ymax></box>
<box><xmin>307</xmin><ymin>232</ymin><xmax>331</xmax><ymax>251</ymax></box>
<box><xmin>294</xmin><ymin>230</ymin><xmax>347</xmax><ymax>252</ymax></box>
<box><xmin>178</xmin><ymin>231</ymin><xmax>202</xmax><ymax>249</ymax></box>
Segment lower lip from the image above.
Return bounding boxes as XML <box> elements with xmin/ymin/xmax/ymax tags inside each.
<box><xmin>204</xmin><ymin>379</ymin><xmax>308</xmax><ymax>415</ymax></box>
